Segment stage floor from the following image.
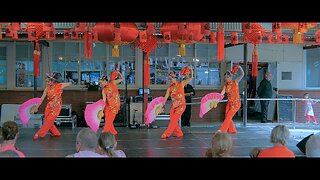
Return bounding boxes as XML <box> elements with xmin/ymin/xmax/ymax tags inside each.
<box><xmin>1</xmin><ymin>121</ymin><xmax>319</xmax><ymax>157</ymax></box>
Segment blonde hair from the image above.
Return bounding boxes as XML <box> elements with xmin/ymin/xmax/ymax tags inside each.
<box><xmin>76</xmin><ymin>128</ymin><xmax>98</xmax><ymax>150</ymax></box>
<box><xmin>206</xmin><ymin>132</ymin><xmax>232</xmax><ymax>157</ymax></box>
<box><xmin>98</xmin><ymin>132</ymin><xmax>118</xmax><ymax>157</ymax></box>
<box><xmin>270</xmin><ymin>125</ymin><xmax>290</xmax><ymax>146</ymax></box>
<box><xmin>2</xmin><ymin>121</ymin><xmax>19</xmax><ymax>141</ymax></box>
<box><xmin>305</xmin><ymin>134</ymin><xmax>320</xmax><ymax>157</ymax></box>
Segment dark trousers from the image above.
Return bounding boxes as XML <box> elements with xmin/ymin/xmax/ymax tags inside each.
<box><xmin>260</xmin><ymin>100</ymin><xmax>269</xmax><ymax>122</ymax></box>
<box><xmin>181</xmin><ymin>105</ymin><xmax>191</xmax><ymax>126</ymax></box>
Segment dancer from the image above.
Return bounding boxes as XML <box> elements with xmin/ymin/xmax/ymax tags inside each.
<box><xmin>161</xmin><ymin>67</ymin><xmax>193</xmax><ymax>139</ymax></box>
<box><xmin>303</xmin><ymin>93</ymin><xmax>318</xmax><ymax>123</ymax></box>
<box><xmin>98</xmin><ymin>70</ymin><xmax>124</xmax><ymax>135</ymax></box>
<box><xmin>33</xmin><ymin>73</ymin><xmax>72</xmax><ymax>140</ymax></box>
<box><xmin>217</xmin><ymin>65</ymin><xmax>244</xmax><ymax>134</ymax></box>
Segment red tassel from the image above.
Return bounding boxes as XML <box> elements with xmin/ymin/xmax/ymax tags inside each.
<box><xmin>252</xmin><ymin>44</ymin><xmax>258</xmax><ymax>77</ymax></box>
<box><xmin>268</xmin><ymin>32</ymin><xmax>274</xmax><ymax>44</ymax></box>
<box><xmin>139</xmin><ymin>30</ymin><xmax>147</xmax><ymax>43</ymax></box>
<box><xmin>84</xmin><ymin>31</ymin><xmax>93</xmax><ymax>59</ymax></box>
<box><xmin>217</xmin><ymin>23</ymin><xmax>224</xmax><ymax>62</ymax></box>
<box><xmin>209</xmin><ymin>32</ymin><xmax>216</xmax><ymax>43</ymax></box>
<box><xmin>144</xmin><ymin>53</ymin><xmax>150</xmax><ymax>86</ymax></box>
<box><xmin>34</xmin><ymin>42</ymin><xmax>40</xmax><ymax>77</ymax></box>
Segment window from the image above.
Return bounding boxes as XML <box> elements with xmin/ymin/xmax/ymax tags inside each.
<box><xmin>16</xmin><ymin>44</ymin><xmax>42</xmax><ymax>87</ymax></box>
<box><xmin>52</xmin><ymin>42</ymin><xmax>136</xmax><ymax>87</ymax></box>
<box><xmin>0</xmin><ymin>47</ymin><xmax>7</xmax><ymax>86</ymax></box>
<box><xmin>149</xmin><ymin>43</ymin><xmax>221</xmax><ymax>87</ymax></box>
<box><xmin>306</xmin><ymin>48</ymin><xmax>320</xmax><ymax>88</ymax></box>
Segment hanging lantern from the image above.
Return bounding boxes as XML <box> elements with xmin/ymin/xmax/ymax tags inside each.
<box><xmin>94</xmin><ymin>23</ymin><xmax>139</xmax><ymax>57</ymax></box>
<box><xmin>244</xmin><ymin>23</ymin><xmax>266</xmax><ymax>44</ymax></box>
<box><xmin>272</xmin><ymin>22</ymin><xmax>282</xmax><ymax>33</ymax></box>
<box><xmin>209</xmin><ymin>31</ymin><xmax>216</xmax><ymax>43</ymax></box>
<box><xmin>139</xmin><ymin>30</ymin><xmax>147</xmax><ymax>43</ymax></box>
<box><xmin>160</xmin><ymin>23</ymin><xmax>204</xmax><ymax>56</ymax></box>
<box><xmin>231</xmin><ymin>32</ymin><xmax>238</xmax><ymax>45</ymax></box>
<box><xmin>217</xmin><ymin>23</ymin><xmax>224</xmax><ymax>62</ymax></box>
<box><xmin>282</xmin><ymin>22</ymin><xmax>317</xmax><ymax>44</ymax></box>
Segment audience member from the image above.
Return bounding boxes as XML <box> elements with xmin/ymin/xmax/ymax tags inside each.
<box><xmin>0</xmin><ymin>121</ymin><xmax>25</xmax><ymax>158</ymax></box>
<box><xmin>205</xmin><ymin>131</ymin><xmax>232</xmax><ymax>157</ymax></box>
<box><xmin>96</xmin><ymin>132</ymin><xmax>126</xmax><ymax>157</ymax></box>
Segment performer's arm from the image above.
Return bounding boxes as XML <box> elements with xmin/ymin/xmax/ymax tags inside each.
<box><xmin>235</xmin><ymin>65</ymin><xmax>244</xmax><ymax>84</ymax></box>
<box><xmin>220</xmin><ymin>85</ymin><xmax>226</xmax><ymax>96</ymax></box>
<box><xmin>60</xmin><ymin>82</ymin><xmax>72</xmax><ymax>89</ymax></box>
<box><xmin>102</xmin><ymin>89</ymin><xmax>106</xmax><ymax>104</ymax></box>
<box><xmin>164</xmin><ymin>88</ymin><xmax>170</xmax><ymax>102</ymax></box>
<box><xmin>113</xmin><ymin>71</ymin><xmax>124</xmax><ymax>85</ymax></box>
<box><xmin>34</xmin><ymin>87</ymin><xmax>47</xmax><ymax>112</ymax></box>
<box><xmin>182</xmin><ymin>67</ymin><xmax>194</xmax><ymax>86</ymax></box>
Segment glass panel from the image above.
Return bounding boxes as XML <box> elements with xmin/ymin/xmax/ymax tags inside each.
<box><xmin>52</xmin><ymin>42</ymin><xmax>65</xmax><ymax>57</ymax></box>
<box><xmin>92</xmin><ymin>43</ymin><xmax>107</xmax><ymax>58</ymax></box>
<box><xmin>195</xmin><ymin>57</ymin><xmax>209</xmax><ymax>85</ymax></box>
<box><xmin>196</xmin><ymin>44</ymin><xmax>208</xmax><ymax>57</ymax></box>
<box><xmin>16</xmin><ymin>59</ymin><xmax>42</xmax><ymax>87</ymax></box>
<box><xmin>0</xmin><ymin>47</ymin><xmax>6</xmax><ymax>85</ymax></box>
<box><xmin>208</xmin><ymin>62</ymin><xmax>221</xmax><ymax>86</ymax></box>
<box><xmin>108</xmin><ymin>57</ymin><xmax>135</xmax><ymax>85</ymax></box>
<box><xmin>16</xmin><ymin>44</ymin><xmax>29</xmax><ymax>59</ymax></box>
<box><xmin>66</xmin><ymin>42</ymin><xmax>79</xmax><ymax>57</ymax></box>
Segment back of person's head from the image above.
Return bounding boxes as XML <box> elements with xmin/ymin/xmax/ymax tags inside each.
<box><xmin>249</xmin><ymin>147</ymin><xmax>262</xmax><ymax>158</ymax></box>
<box><xmin>76</xmin><ymin>128</ymin><xmax>98</xmax><ymax>152</ymax></box>
<box><xmin>305</xmin><ymin>134</ymin><xmax>320</xmax><ymax>157</ymax></box>
<box><xmin>206</xmin><ymin>132</ymin><xmax>232</xmax><ymax>157</ymax></box>
<box><xmin>270</xmin><ymin>125</ymin><xmax>290</xmax><ymax>146</ymax></box>
<box><xmin>2</xmin><ymin>121</ymin><xmax>19</xmax><ymax>141</ymax></box>
<box><xmin>0</xmin><ymin>150</ymin><xmax>19</xmax><ymax>157</ymax></box>
<box><xmin>98</xmin><ymin>132</ymin><xmax>118</xmax><ymax>157</ymax></box>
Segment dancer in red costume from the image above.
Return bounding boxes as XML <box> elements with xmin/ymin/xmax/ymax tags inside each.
<box><xmin>98</xmin><ymin>71</ymin><xmax>124</xmax><ymax>135</ymax></box>
<box><xmin>161</xmin><ymin>67</ymin><xmax>193</xmax><ymax>139</ymax></box>
<box><xmin>217</xmin><ymin>65</ymin><xmax>244</xmax><ymax>134</ymax></box>
<box><xmin>33</xmin><ymin>73</ymin><xmax>72</xmax><ymax>140</ymax></box>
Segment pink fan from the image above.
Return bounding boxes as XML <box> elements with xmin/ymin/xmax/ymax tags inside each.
<box><xmin>84</xmin><ymin>100</ymin><xmax>105</xmax><ymax>133</ymax></box>
<box><xmin>18</xmin><ymin>98</ymin><xmax>42</xmax><ymax>125</ymax></box>
<box><xmin>145</xmin><ymin>97</ymin><xmax>166</xmax><ymax>125</ymax></box>
<box><xmin>199</xmin><ymin>92</ymin><xmax>224</xmax><ymax>118</ymax></box>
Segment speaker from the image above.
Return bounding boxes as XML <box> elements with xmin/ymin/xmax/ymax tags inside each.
<box><xmin>58</xmin><ymin>104</ymin><xmax>72</xmax><ymax>118</ymax></box>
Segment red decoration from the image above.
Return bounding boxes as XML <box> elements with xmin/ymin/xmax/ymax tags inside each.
<box><xmin>94</xmin><ymin>23</ymin><xmax>139</xmax><ymax>57</ymax></box>
<box><xmin>84</xmin><ymin>31</ymin><xmax>93</xmax><ymax>59</ymax></box>
<box><xmin>217</xmin><ymin>23</ymin><xmax>224</xmax><ymax>62</ymax></box>
<box><xmin>242</xmin><ymin>22</ymin><xmax>252</xmax><ymax>33</ymax></box>
<box><xmin>275</xmin><ymin>32</ymin><xmax>282</xmax><ymax>43</ymax></box>
<box><xmin>209</xmin><ymin>32</ymin><xmax>216</xmax><ymax>43</ymax></box>
<box><xmin>315</xmin><ymin>29</ymin><xmax>320</xmax><ymax>44</ymax></box>
<box><xmin>268</xmin><ymin>32</ymin><xmax>274</xmax><ymax>44</ymax></box>
<box><xmin>201</xmin><ymin>23</ymin><xmax>210</xmax><ymax>35</ymax></box>
<box><xmin>252</xmin><ymin>44</ymin><xmax>258</xmax><ymax>77</ymax></box>
<box><xmin>282</xmin><ymin>22</ymin><xmax>317</xmax><ymax>43</ymax></box>
<box><xmin>272</xmin><ymin>22</ymin><xmax>282</xmax><ymax>33</ymax></box>
<box><xmin>146</xmin><ymin>23</ymin><xmax>156</xmax><ymax>36</ymax></box>
<box><xmin>160</xmin><ymin>23</ymin><xmax>204</xmax><ymax>56</ymax></box>
<box><xmin>33</xmin><ymin>45</ymin><xmax>41</xmax><ymax>77</ymax></box>
<box><xmin>231</xmin><ymin>32</ymin><xmax>238</xmax><ymax>45</ymax></box>
<box><xmin>139</xmin><ymin>30</ymin><xmax>147</xmax><ymax>43</ymax></box>
<box><xmin>64</xmin><ymin>30</ymin><xmax>70</xmax><ymax>39</ymax></box>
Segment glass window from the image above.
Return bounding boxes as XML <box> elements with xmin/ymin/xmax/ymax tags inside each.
<box><xmin>0</xmin><ymin>47</ymin><xmax>7</xmax><ymax>86</ymax></box>
<box><xmin>108</xmin><ymin>57</ymin><xmax>135</xmax><ymax>85</ymax></box>
<box><xmin>306</xmin><ymin>48</ymin><xmax>320</xmax><ymax>88</ymax></box>
<box><xmin>16</xmin><ymin>43</ymin><xmax>42</xmax><ymax>87</ymax></box>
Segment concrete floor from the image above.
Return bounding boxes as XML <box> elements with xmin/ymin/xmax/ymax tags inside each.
<box><xmin>2</xmin><ymin>121</ymin><xmax>319</xmax><ymax>157</ymax></box>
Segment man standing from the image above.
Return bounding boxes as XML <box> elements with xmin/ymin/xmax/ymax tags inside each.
<box><xmin>181</xmin><ymin>78</ymin><xmax>195</xmax><ymax>127</ymax></box>
<box><xmin>257</xmin><ymin>72</ymin><xmax>273</xmax><ymax>123</ymax></box>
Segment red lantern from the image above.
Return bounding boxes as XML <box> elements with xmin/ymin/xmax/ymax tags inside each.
<box><xmin>282</xmin><ymin>22</ymin><xmax>317</xmax><ymax>43</ymax></box>
<box><xmin>231</xmin><ymin>32</ymin><xmax>238</xmax><ymax>45</ymax></box>
<box><xmin>160</xmin><ymin>23</ymin><xmax>204</xmax><ymax>56</ymax></box>
<box><xmin>275</xmin><ymin>32</ymin><xmax>282</xmax><ymax>43</ymax></box>
<box><xmin>94</xmin><ymin>23</ymin><xmax>139</xmax><ymax>57</ymax></box>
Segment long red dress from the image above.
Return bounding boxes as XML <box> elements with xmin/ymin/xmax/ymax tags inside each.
<box><xmin>103</xmin><ymin>82</ymin><xmax>120</xmax><ymax>135</ymax></box>
<box><xmin>36</xmin><ymin>83</ymin><xmax>63</xmax><ymax>137</ymax></box>
<box><xmin>219</xmin><ymin>80</ymin><xmax>240</xmax><ymax>134</ymax></box>
<box><xmin>162</xmin><ymin>82</ymin><xmax>186</xmax><ymax>138</ymax></box>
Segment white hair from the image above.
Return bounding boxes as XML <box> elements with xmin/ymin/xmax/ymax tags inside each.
<box><xmin>306</xmin><ymin>134</ymin><xmax>320</xmax><ymax>157</ymax></box>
